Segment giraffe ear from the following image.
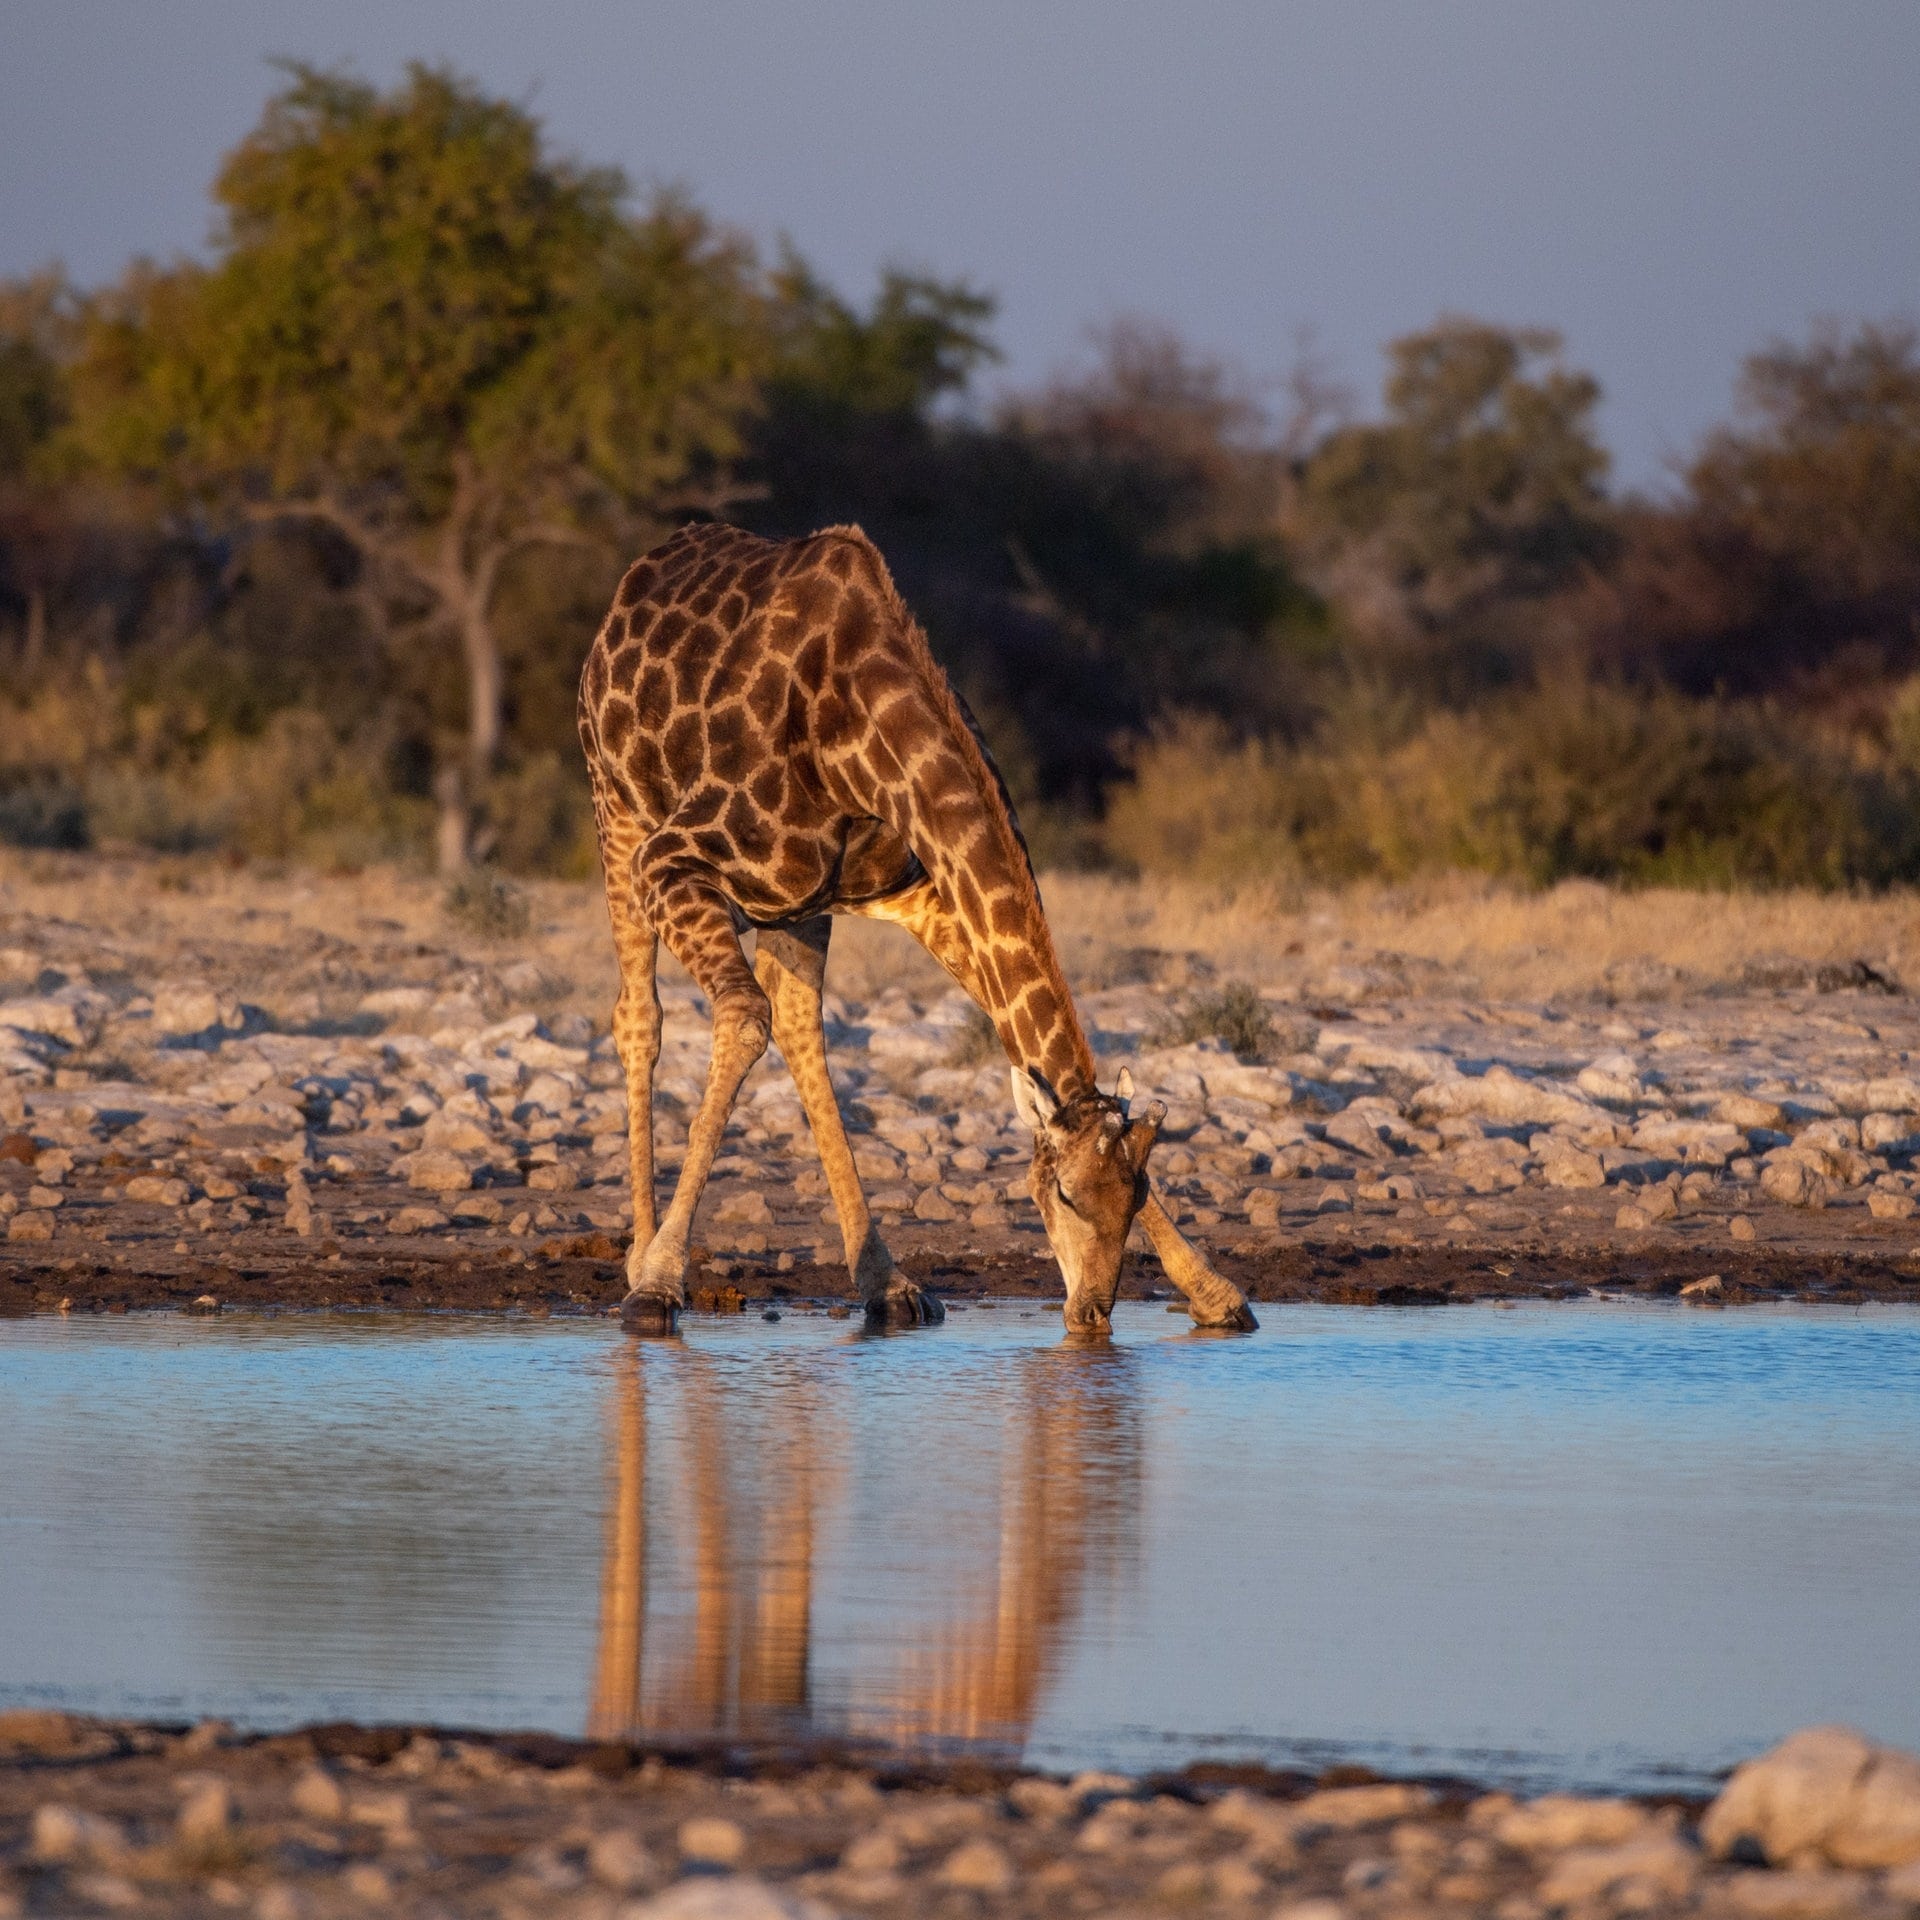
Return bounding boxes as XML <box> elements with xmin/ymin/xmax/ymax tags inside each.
<box><xmin>1115</xmin><ymin>1065</ymin><xmax>1135</xmax><ymax>1110</ymax></box>
<box><xmin>1125</xmin><ymin>1100</ymin><xmax>1166</xmax><ymax>1171</ymax></box>
<box><xmin>1011</xmin><ymin>1067</ymin><xmax>1061</xmax><ymax>1132</ymax></box>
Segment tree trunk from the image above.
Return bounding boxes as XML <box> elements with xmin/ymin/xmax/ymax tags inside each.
<box><xmin>436</xmin><ymin>587</ymin><xmax>504</xmax><ymax>877</ymax></box>
<box><xmin>460</xmin><ymin>596</ymin><xmax>505</xmax><ymax>780</ymax></box>
<box><xmin>22</xmin><ymin>588</ymin><xmax>46</xmax><ymax>673</ymax></box>
<box><xmin>435</xmin><ymin>764</ymin><xmax>468</xmax><ymax>876</ymax></box>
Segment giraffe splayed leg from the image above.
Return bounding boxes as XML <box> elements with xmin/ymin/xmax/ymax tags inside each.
<box><xmin>753</xmin><ymin>920</ymin><xmax>943</xmax><ymax>1329</ymax></box>
<box><xmin>619</xmin><ymin>852</ymin><xmax>770</xmax><ymax>1334</ymax></box>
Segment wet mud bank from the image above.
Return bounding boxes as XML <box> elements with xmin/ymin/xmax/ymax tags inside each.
<box><xmin>5</xmin><ymin>1230</ymin><xmax>1919</xmax><ymax>1317</ymax></box>
<box><xmin>5</xmin><ymin>1712</ymin><xmax>1919</xmax><ymax>1919</ymax></box>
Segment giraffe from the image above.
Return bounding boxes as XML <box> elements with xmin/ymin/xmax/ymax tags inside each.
<box><xmin>577</xmin><ymin>520</ymin><xmax>1258</xmax><ymax>1337</ymax></box>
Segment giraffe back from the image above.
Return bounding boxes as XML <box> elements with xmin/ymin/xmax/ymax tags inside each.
<box><xmin>578</xmin><ymin>521</ymin><xmax>1029</xmax><ymax>928</ymax></box>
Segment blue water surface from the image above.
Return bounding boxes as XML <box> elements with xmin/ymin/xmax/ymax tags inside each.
<box><xmin>1</xmin><ymin>1300</ymin><xmax>1915</xmax><ymax>1792</ymax></box>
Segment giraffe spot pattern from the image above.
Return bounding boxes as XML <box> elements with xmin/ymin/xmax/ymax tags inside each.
<box><xmin>577</xmin><ymin>521</ymin><xmax>1099</xmax><ymax>1101</ymax></box>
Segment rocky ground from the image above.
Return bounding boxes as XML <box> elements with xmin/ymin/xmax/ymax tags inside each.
<box><xmin>4</xmin><ymin>1712</ymin><xmax>1919</xmax><ymax>1919</ymax></box>
<box><xmin>6</xmin><ymin>854</ymin><xmax>1920</xmax><ymax>1316</ymax></box>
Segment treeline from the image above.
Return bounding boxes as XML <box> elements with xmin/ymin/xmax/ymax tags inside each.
<box><xmin>3</xmin><ymin>63</ymin><xmax>1918</xmax><ymax>888</ymax></box>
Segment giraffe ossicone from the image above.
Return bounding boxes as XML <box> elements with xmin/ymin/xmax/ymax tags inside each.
<box><xmin>577</xmin><ymin>521</ymin><xmax>1258</xmax><ymax>1337</ymax></box>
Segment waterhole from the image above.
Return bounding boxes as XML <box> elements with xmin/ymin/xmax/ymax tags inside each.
<box><xmin>2</xmin><ymin>1301</ymin><xmax>1916</xmax><ymax>1792</ymax></box>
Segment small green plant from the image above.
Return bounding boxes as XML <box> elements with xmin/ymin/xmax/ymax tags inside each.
<box><xmin>946</xmin><ymin>1003</ymin><xmax>1002</xmax><ymax>1067</ymax></box>
<box><xmin>1150</xmin><ymin>979</ymin><xmax>1275</xmax><ymax>1060</ymax></box>
<box><xmin>444</xmin><ymin>870</ymin><xmax>531</xmax><ymax>939</ymax></box>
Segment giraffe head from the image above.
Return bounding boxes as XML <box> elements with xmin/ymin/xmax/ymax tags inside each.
<box><xmin>1012</xmin><ymin>1065</ymin><xmax>1164</xmax><ymax>1335</ymax></box>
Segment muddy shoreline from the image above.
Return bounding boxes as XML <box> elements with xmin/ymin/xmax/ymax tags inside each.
<box><xmin>6</xmin><ymin>1228</ymin><xmax>1920</xmax><ymax>1318</ymax></box>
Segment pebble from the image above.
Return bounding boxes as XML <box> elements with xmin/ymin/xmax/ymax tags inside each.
<box><xmin>938</xmin><ymin>1837</ymin><xmax>1015</xmax><ymax>1891</ymax></box>
<box><xmin>288</xmin><ymin>1766</ymin><xmax>346</xmax><ymax>1822</ymax></box>
<box><xmin>176</xmin><ymin>1774</ymin><xmax>233</xmax><ymax>1845</ymax></box>
<box><xmin>586</xmin><ymin>1827</ymin><xmax>658</xmax><ymax>1892</ymax></box>
<box><xmin>678</xmin><ymin>1814</ymin><xmax>748</xmax><ymax>1868</ymax></box>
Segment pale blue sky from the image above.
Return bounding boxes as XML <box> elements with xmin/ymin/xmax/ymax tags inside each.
<box><xmin>4</xmin><ymin>1</ymin><xmax>1916</xmax><ymax>490</ymax></box>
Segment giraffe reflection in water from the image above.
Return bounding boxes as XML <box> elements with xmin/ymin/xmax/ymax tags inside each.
<box><xmin>587</xmin><ymin>1336</ymin><xmax>1142</xmax><ymax>1754</ymax></box>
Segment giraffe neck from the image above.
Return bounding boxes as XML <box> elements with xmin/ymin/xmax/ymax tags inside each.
<box><xmin>883</xmin><ymin>688</ymin><xmax>1099</xmax><ymax>1105</ymax></box>
<box><xmin>978</xmin><ymin>871</ymin><xmax>1099</xmax><ymax>1105</ymax></box>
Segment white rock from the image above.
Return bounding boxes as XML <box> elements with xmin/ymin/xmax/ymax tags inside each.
<box><xmin>1760</xmin><ymin>1159</ymin><xmax>1834</xmax><ymax>1209</ymax></box>
<box><xmin>124</xmin><ymin>1174</ymin><xmax>191</xmax><ymax>1207</ymax></box>
<box><xmin>587</xmin><ymin>1827</ymin><xmax>658</xmax><ymax>1892</ymax></box>
<box><xmin>1715</xmin><ymin>1866</ymin><xmax>1877</xmax><ymax>1917</ymax></box>
<box><xmin>176</xmin><ymin>1776</ymin><xmax>233</xmax><ymax>1844</ymax></box>
<box><xmin>677</xmin><ymin>1816</ymin><xmax>747</xmax><ymax>1868</ymax></box>
<box><xmin>403</xmin><ymin>1150</ymin><xmax>476</xmax><ymax>1193</ymax></box>
<box><xmin>626</xmin><ymin>1878</ymin><xmax>833</xmax><ymax>1920</ymax></box>
<box><xmin>1538</xmin><ymin>1145</ymin><xmax>1606</xmax><ymax>1188</ymax></box>
<box><xmin>152</xmin><ymin>985</ymin><xmax>234</xmax><ymax>1036</ymax></box>
<box><xmin>30</xmin><ymin>1802</ymin><xmax>126</xmax><ymax>1864</ymax></box>
<box><xmin>1536</xmin><ymin>1830</ymin><xmax>1697</xmax><ymax>1906</ymax></box>
<box><xmin>1323</xmin><ymin>1110</ymin><xmax>1392</xmax><ymax>1158</ymax></box>
<box><xmin>289</xmin><ymin>1767</ymin><xmax>346</xmax><ymax>1822</ymax></box>
<box><xmin>1578</xmin><ymin>1054</ymin><xmax>1647</xmax><ymax>1105</ymax></box>
<box><xmin>1701</xmin><ymin>1725</ymin><xmax>1920</xmax><ymax>1869</ymax></box>
<box><xmin>1413</xmin><ymin>1065</ymin><xmax>1603</xmax><ymax>1129</ymax></box>
<box><xmin>1292</xmin><ymin>1784</ymin><xmax>1433</xmax><ymax>1832</ymax></box>
<box><xmin>1717</xmin><ymin>1093</ymin><xmax>1789</xmax><ymax>1132</ymax></box>
<box><xmin>1492</xmin><ymin>1795</ymin><xmax>1651</xmax><ymax>1851</ymax></box>
<box><xmin>937</xmin><ymin>1838</ymin><xmax>1014</xmax><ymax>1891</ymax></box>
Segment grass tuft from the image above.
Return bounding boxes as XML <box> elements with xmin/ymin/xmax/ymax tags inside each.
<box><xmin>946</xmin><ymin>1003</ymin><xmax>1002</xmax><ymax>1066</ymax></box>
<box><xmin>1150</xmin><ymin>979</ymin><xmax>1276</xmax><ymax>1059</ymax></box>
<box><xmin>444</xmin><ymin>871</ymin><xmax>531</xmax><ymax>940</ymax></box>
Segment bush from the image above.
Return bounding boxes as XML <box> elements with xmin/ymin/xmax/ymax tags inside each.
<box><xmin>1105</xmin><ymin>680</ymin><xmax>1920</xmax><ymax>890</ymax></box>
<box><xmin>443</xmin><ymin>871</ymin><xmax>531</xmax><ymax>939</ymax></box>
<box><xmin>945</xmin><ymin>1004</ymin><xmax>1001</xmax><ymax>1066</ymax></box>
<box><xmin>1150</xmin><ymin>980</ymin><xmax>1276</xmax><ymax>1059</ymax></box>
<box><xmin>0</xmin><ymin>769</ymin><xmax>89</xmax><ymax>849</ymax></box>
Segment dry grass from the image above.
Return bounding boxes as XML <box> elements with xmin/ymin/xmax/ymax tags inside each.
<box><xmin>9</xmin><ymin>850</ymin><xmax>1920</xmax><ymax>1019</ymax></box>
<box><xmin>1041</xmin><ymin>871</ymin><xmax>1920</xmax><ymax>1004</ymax></box>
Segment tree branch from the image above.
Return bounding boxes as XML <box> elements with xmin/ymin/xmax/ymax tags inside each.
<box><xmin>239</xmin><ymin>496</ymin><xmax>441</xmax><ymax>604</ymax></box>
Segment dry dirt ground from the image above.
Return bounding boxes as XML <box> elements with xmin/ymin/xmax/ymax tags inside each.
<box><xmin>6</xmin><ymin>1711</ymin><xmax>1920</xmax><ymax>1920</ymax></box>
<box><xmin>6</xmin><ymin>853</ymin><xmax>1920</xmax><ymax>1317</ymax></box>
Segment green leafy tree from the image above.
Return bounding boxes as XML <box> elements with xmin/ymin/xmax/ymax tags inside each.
<box><xmin>0</xmin><ymin>269</ymin><xmax>79</xmax><ymax>671</ymax></box>
<box><xmin>1292</xmin><ymin>318</ymin><xmax>1611</xmax><ymax>635</ymax></box>
<box><xmin>70</xmin><ymin>63</ymin><xmax>769</xmax><ymax>866</ymax></box>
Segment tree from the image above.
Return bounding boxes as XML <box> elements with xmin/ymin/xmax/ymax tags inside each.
<box><xmin>1291</xmin><ymin>318</ymin><xmax>1611</xmax><ymax>641</ymax></box>
<box><xmin>70</xmin><ymin>63</ymin><xmax>769</xmax><ymax>866</ymax></box>
<box><xmin>1564</xmin><ymin>321</ymin><xmax>1920</xmax><ymax>697</ymax></box>
<box><xmin>0</xmin><ymin>269</ymin><xmax>79</xmax><ymax>671</ymax></box>
<box><xmin>1691</xmin><ymin>320</ymin><xmax>1920</xmax><ymax>608</ymax></box>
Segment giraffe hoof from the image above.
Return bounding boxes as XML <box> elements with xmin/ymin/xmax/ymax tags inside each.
<box><xmin>863</xmin><ymin>1282</ymin><xmax>946</xmax><ymax>1330</ymax></box>
<box><xmin>619</xmin><ymin>1291</ymin><xmax>681</xmax><ymax>1337</ymax></box>
<box><xmin>1193</xmin><ymin>1299</ymin><xmax>1260</xmax><ymax>1334</ymax></box>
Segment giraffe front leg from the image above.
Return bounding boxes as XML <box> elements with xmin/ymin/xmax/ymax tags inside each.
<box><xmin>623</xmin><ymin>856</ymin><xmax>771</xmax><ymax>1335</ymax></box>
<box><xmin>754</xmin><ymin>921</ymin><xmax>943</xmax><ymax>1330</ymax></box>
<box><xmin>1137</xmin><ymin>1194</ymin><xmax>1259</xmax><ymax>1331</ymax></box>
